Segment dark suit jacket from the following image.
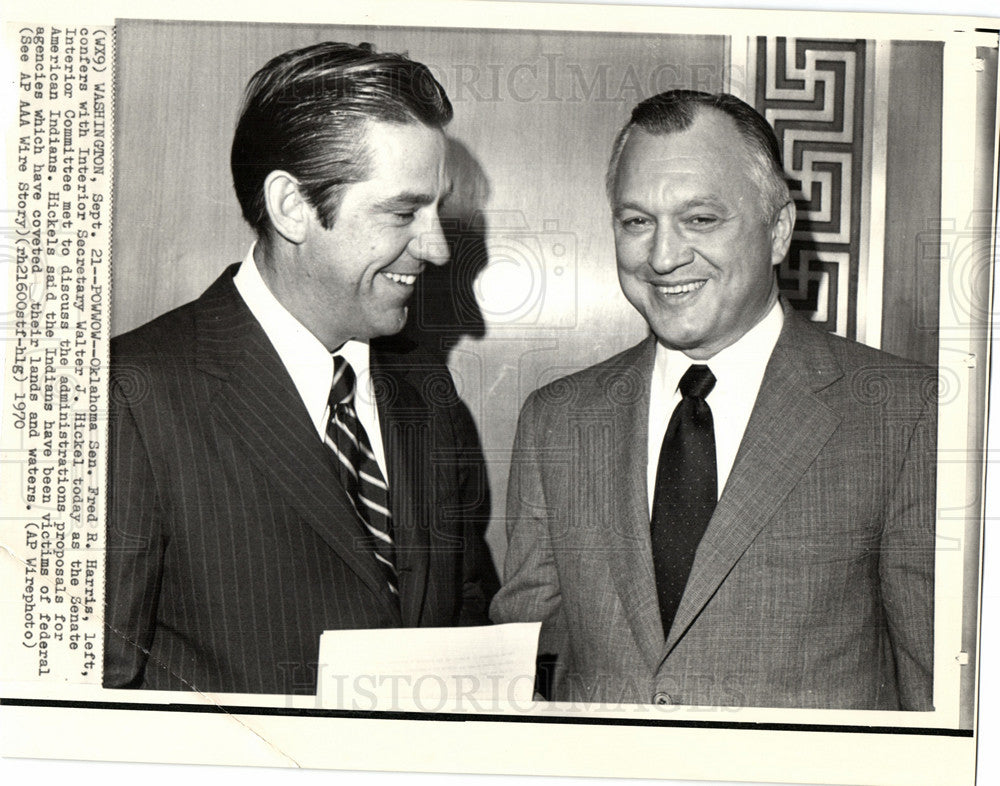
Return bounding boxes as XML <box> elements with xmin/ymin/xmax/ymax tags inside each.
<box><xmin>491</xmin><ymin>303</ymin><xmax>935</xmax><ymax>710</ymax></box>
<box><xmin>105</xmin><ymin>266</ymin><xmax>497</xmax><ymax>694</ymax></box>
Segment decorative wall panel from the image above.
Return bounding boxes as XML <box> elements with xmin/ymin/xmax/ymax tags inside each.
<box><xmin>755</xmin><ymin>37</ymin><xmax>869</xmax><ymax>339</ymax></box>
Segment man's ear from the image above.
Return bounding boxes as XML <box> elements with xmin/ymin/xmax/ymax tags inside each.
<box><xmin>770</xmin><ymin>199</ymin><xmax>796</xmax><ymax>266</ymax></box>
<box><xmin>263</xmin><ymin>170</ymin><xmax>311</xmax><ymax>244</ymax></box>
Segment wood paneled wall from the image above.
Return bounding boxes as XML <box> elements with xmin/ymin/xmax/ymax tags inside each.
<box><xmin>114</xmin><ymin>24</ymin><xmax>954</xmax><ymax>572</ymax></box>
<box><xmin>113</xmin><ymin>21</ymin><xmax>726</xmax><ymax>566</ymax></box>
<box><xmin>882</xmin><ymin>41</ymin><xmax>943</xmax><ymax>367</ymax></box>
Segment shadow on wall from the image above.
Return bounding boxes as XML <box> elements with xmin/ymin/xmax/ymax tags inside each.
<box><xmin>397</xmin><ymin>138</ymin><xmax>501</xmax><ymax>595</ymax></box>
<box><xmin>403</xmin><ymin>138</ymin><xmax>491</xmax><ymax>362</ymax></box>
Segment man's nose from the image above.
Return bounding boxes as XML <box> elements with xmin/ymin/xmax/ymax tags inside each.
<box><xmin>649</xmin><ymin>225</ymin><xmax>693</xmax><ymax>273</ymax></box>
<box><xmin>411</xmin><ymin>213</ymin><xmax>450</xmax><ymax>266</ymax></box>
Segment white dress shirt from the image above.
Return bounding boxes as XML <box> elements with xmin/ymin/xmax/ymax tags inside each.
<box><xmin>233</xmin><ymin>245</ymin><xmax>389</xmax><ymax>481</ymax></box>
<box><xmin>647</xmin><ymin>299</ymin><xmax>783</xmax><ymax>515</ymax></box>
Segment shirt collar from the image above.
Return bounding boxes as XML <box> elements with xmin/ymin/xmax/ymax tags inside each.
<box><xmin>332</xmin><ymin>339</ymin><xmax>375</xmax><ymax>411</ymax></box>
<box><xmin>233</xmin><ymin>243</ymin><xmax>371</xmax><ymax>436</ymax></box>
<box><xmin>654</xmin><ymin>297</ymin><xmax>784</xmax><ymax>397</ymax></box>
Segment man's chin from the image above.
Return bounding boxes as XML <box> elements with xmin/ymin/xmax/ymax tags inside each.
<box><xmin>649</xmin><ymin>325</ymin><xmax>719</xmax><ymax>360</ymax></box>
<box><xmin>371</xmin><ymin>306</ymin><xmax>409</xmax><ymax>338</ymax></box>
<box><xmin>647</xmin><ymin>316</ymin><xmax>703</xmax><ymax>348</ymax></box>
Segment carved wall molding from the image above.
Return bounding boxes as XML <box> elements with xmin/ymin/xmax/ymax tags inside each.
<box><xmin>755</xmin><ymin>37</ymin><xmax>871</xmax><ymax>340</ymax></box>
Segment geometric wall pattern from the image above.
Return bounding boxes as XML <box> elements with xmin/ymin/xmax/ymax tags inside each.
<box><xmin>755</xmin><ymin>37</ymin><xmax>869</xmax><ymax>338</ymax></box>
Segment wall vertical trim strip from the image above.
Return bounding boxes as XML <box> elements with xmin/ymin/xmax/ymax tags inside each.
<box><xmin>726</xmin><ymin>35</ymin><xmax>749</xmax><ymax>101</ymax></box>
<box><xmin>855</xmin><ymin>39</ymin><xmax>890</xmax><ymax>350</ymax></box>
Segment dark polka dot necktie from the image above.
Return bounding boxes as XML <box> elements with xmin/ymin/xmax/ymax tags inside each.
<box><xmin>650</xmin><ymin>363</ymin><xmax>717</xmax><ymax>639</ymax></box>
<box><xmin>326</xmin><ymin>355</ymin><xmax>399</xmax><ymax>602</ymax></box>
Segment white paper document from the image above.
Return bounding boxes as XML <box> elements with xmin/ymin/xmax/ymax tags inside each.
<box><xmin>317</xmin><ymin>622</ymin><xmax>541</xmax><ymax>712</ymax></box>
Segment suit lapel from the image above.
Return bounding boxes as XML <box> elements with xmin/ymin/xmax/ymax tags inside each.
<box><xmin>600</xmin><ymin>337</ymin><xmax>669</xmax><ymax>670</ymax></box>
<box><xmin>662</xmin><ymin>305</ymin><xmax>843</xmax><ymax>655</ymax></box>
<box><xmin>371</xmin><ymin>348</ymin><xmax>431</xmax><ymax>627</ymax></box>
<box><xmin>195</xmin><ymin>268</ymin><xmax>401</xmax><ymax>621</ymax></box>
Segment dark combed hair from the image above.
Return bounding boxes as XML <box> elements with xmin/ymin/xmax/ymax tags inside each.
<box><xmin>606</xmin><ymin>89</ymin><xmax>790</xmax><ymax>216</ymax></box>
<box><xmin>231</xmin><ymin>41</ymin><xmax>453</xmax><ymax>237</ymax></box>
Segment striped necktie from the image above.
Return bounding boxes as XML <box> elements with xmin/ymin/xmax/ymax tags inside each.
<box><xmin>325</xmin><ymin>355</ymin><xmax>399</xmax><ymax>600</ymax></box>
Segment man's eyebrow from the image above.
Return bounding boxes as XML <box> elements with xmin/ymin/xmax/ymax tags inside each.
<box><xmin>611</xmin><ymin>200</ymin><xmax>649</xmax><ymax>215</ymax></box>
<box><xmin>613</xmin><ymin>196</ymin><xmax>728</xmax><ymax>214</ymax></box>
<box><xmin>375</xmin><ymin>192</ymin><xmax>434</xmax><ymax>208</ymax></box>
<box><xmin>375</xmin><ymin>184</ymin><xmax>453</xmax><ymax>209</ymax></box>
<box><xmin>676</xmin><ymin>196</ymin><xmax>727</xmax><ymax>211</ymax></box>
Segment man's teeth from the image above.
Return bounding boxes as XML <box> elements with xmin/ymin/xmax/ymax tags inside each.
<box><xmin>657</xmin><ymin>280</ymin><xmax>706</xmax><ymax>295</ymax></box>
<box><xmin>383</xmin><ymin>272</ymin><xmax>417</xmax><ymax>286</ymax></box>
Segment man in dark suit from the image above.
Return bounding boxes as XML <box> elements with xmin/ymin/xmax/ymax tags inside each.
<box><xmin>491</xmin><ymin>91</ymin><xmax>935</xmax><ymax>710</ymax></box>
<box><xmin>105</xmin><ymin>42</ymin><xmax>497</xmax><ymax>695</ymax></box>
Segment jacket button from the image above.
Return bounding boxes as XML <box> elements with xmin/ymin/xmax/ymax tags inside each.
<box><xmin>652</xmin><ymin>691</ymin><xmax>671</xmax><ymax>705</ymax></box>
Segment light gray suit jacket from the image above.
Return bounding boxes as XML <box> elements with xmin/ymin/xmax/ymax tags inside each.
<box><xmin>491</xmin><ymin>304</ymin><xmax>935</xmax><ymax>710</ymax></box>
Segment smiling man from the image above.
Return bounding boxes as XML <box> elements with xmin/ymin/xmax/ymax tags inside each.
<box><xmin>104</xmin><ymin>43</ymin><xmax>497</xmax><ymax>694</ymax></box>
<box><xmin>491</xmin><ymin>91</ymin><xmax>936</xmax><ymax>710</ymax></box>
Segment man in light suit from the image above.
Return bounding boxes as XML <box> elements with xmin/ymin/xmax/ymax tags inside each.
<box><xmin>105</xmin><ymin>42</ymin><xmax>498</xmax><ymax>695</ymax></box>
<box><xmin>491</xmin><ymin>91</ymin><xmax>935</xmax><ymax>710</ymax></box>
